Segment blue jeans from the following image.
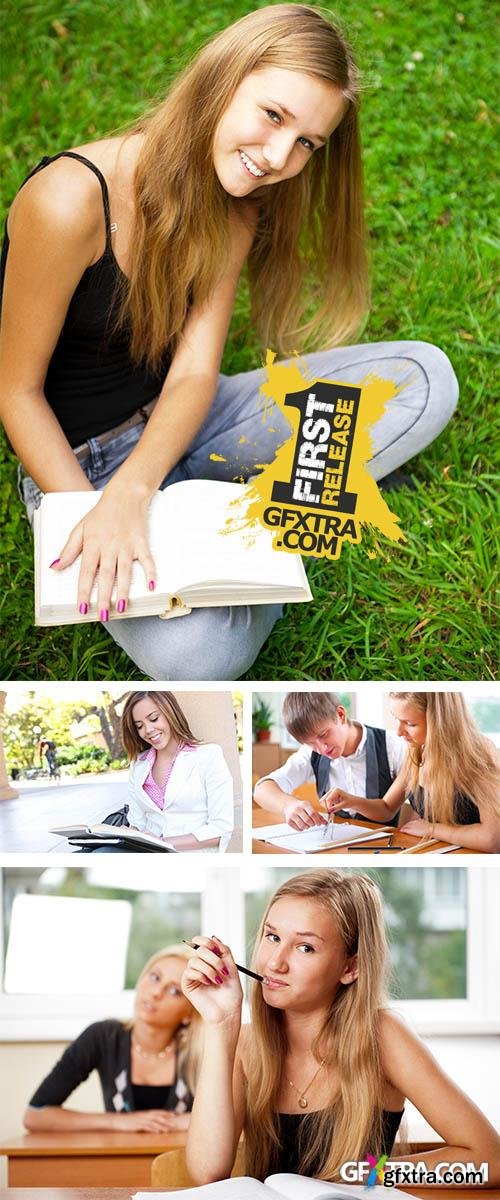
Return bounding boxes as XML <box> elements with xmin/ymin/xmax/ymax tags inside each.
<box><xmin>20</xmin><ymin>341</ymin><xmax>458</xmax><ymax>680</ymax></box>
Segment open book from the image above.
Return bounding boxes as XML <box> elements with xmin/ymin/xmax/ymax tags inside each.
<box><xmin>34</xmin><ymin>481</ymin><xmax>311</xmax><ymax>625</ymax></box>
<box><xmin>133</xmin><ymin>1173</ymin><xmax>410</xmax><ymax>1199</ymax></box>
<box><xmin>50</xmin><ymin>824</ymin><xmax>177</xmax><ymax>852</ymax></box>
<box><xmin>253</xmin><ymin>823</ymin><xmax>395</xmax><ymax>852</ymax></box>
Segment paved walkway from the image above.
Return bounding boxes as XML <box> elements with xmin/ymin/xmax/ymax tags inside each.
<box><xmin>0</xmin><ymin>773</ymin><xmax>128</xmax><ymax>852</ymax></box>
<box><xmin>0</xmin><ymin>769</ymin><xmax>242</xmax><ymax>852</ymax></box>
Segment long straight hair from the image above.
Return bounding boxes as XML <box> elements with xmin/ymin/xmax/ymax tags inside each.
<box><xmin>391</xmin><ymin>692</ymin><xmax>500</xmax><ymax>825</ymax></box>
<box><xmin>244</xmin><ymin>870</ymin><xmax>391</xmax><ymax>1180</ymax></box>
<box><xmin>121</xmin><ymin>691</ymin><xmax>201</xmax><ymax>760</ymax></box>
<box><xmin>132</xmin><ymin>944</ymin><xmax>203</xmax><ymax>1096</ymax></box>
<box><xmin>121</xmin><ymin>4</ymin><xmax>368</xmax><ymax>368</ymax></box>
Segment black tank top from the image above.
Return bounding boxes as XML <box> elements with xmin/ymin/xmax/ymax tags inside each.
<box><xmin>270</xmin><ymin>1108</ymin><xmax>404</xmax><ymax>1176</ymax></box>
<box><xmin>408</xmin><ymin>786</ymin><xmax>480</xmax><ymax>825</ymax></box>
<box><xmin>0</xmin><ymin>151</ymin><xmax>171</xmax><ymax>447</ymax></box>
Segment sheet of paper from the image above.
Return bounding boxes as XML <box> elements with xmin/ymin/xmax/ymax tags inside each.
<box><xmin>254</xmin><ymin>823</ymin><xmax>393</xmax><ymax>852</ymax></box>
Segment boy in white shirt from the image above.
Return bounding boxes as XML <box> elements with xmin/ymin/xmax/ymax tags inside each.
<box><xmin>253</xmin><ymin>692</ymin><xmax>405</xmax><ymax>829</ymax></box>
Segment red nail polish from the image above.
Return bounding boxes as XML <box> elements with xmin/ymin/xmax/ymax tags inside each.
<box><xmin>215</xmin><ymin>974</ymin><xmax>223</xmax><ymax>985</ymax></box>
<box><xmin>79</xmin><ymin>602</ymin><xmax>88</xmax><ymax>615</ymax></box>
<box><xmin>99</xmin><ymin>608</ymin><xmax>109</xmax><ymax>621</ymax></box>
<box><xmin>222</xmin><ymin>965</ymin><xmax>229</xmax><ymax>977</ymax></box>
<box><xmin>117</xmin><ymin>599</ymin><xmax>126</xmax><ymax>613</ymax></box>
<box><xmin>49</xmin><ymin>558</ymin><xmax>61</xmax><ymax>568</ymax></box>
<box><xmin>148</xmin><ymin>580</ymin><xmax>156</xmax><ymax>592</ymax></box>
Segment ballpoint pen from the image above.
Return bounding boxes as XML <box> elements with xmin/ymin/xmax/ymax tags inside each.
<box><xmin>183</xmin><ymin>940</ymin><xmax>264</xmax><ymax>982</ymax></box>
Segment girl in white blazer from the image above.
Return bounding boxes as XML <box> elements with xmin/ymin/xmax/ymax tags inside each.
<box><xmin>122</xmin><ymin>692</ymin><xmax>234</xmax><ymax>852</ymax></box>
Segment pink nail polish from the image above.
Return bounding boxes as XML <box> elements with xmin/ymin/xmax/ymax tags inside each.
<box><xmin>222</xmin><ymin>965</ymin><xmax>229</xmax><ymax>977</ymax></box>
<box><xmin>49</xmin><ymin>558</ymin><xmax>61</xmax><ymax>569</ymax></box>
<box><xmin>79</xmin><ymin>602</ymin><xmax>88</xmax><ymax>615</ymax></box>
<box><xmin>99</xmin><ymin>608</ymin><xmax>109</xmax><ymax>621</ymax></box>
<box><xmin>215</xmin><ymin>974</ymin><xmax>223</xmax><ymax>985</ymax></box>
<box><xmin>117</xmin><ymin>599</ymin><xmax>126</xmax><ymax>613</ymax></box>
<box><xmin>148</xmin><ymin>579</ymin><xmax>156</xmax><ymax>592</ymax></box>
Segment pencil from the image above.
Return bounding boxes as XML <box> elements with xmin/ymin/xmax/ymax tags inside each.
<box><xmin>183</xmin><ymin>939</ymin><xmax>264</xmax><ymax>982</ymax></box>
<box><xmin>347</xmin><ymin>845</ymin><xmax>401</xmax><ymax>852</ymax></box>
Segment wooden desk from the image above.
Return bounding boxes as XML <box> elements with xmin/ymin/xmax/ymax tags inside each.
<box><xmin>252</xmin><ymin>804</ymin><xmax>473</xmax><ymax>854</ymax></box>
<box><xmin>0</xmin><ymin>1130</ymin><xmax>185</xmax><ymax>1186</ymax></box>
<box><xmin>1</xmin><ymin>1188</ymin><xmax>499</xmax><ymax>1199</ymax></box>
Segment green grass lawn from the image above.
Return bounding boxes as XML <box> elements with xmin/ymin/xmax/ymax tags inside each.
<box><xmin>1</xmin><ymin>0</ymin><xmax>498</xmax><ymax>680</ymax></box>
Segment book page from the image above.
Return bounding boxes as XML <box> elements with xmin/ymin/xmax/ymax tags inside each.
<box><xmin>267</xmin><ymin>1177</ymin><xmax>410</xmax><ymax>1199</ymax></box>
<box><xmin>132</xmin><ymin>1178</ymin><xmax>283</xmax><ymax>1199</ymax></box>
<box><xmin>253</xmin><ymin>824</ymin><xmax>393</xmax><ymax>852</ymax></box>
<box><xmin>161</xmin><ymin>480</ymin><xmax>309</xmax><ymax>592</ymax></box>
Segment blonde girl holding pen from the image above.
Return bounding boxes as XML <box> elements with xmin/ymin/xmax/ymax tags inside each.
<box><xmin>181</xmin><ymin>870</ymin><xmax>500</xmax><ymax>1185</ymax></box>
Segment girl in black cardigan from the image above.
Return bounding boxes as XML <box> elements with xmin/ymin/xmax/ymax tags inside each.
<box><xmin>24</xmin><ymin>944</ymin><xmax>202</xmax><ymax>1133</ymax></box>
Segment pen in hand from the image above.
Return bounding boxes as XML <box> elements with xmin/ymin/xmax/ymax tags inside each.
<box><xmin>183</xmin><ymin>939</ymin><xmax>264</xmax><ymax>983</ymax></box>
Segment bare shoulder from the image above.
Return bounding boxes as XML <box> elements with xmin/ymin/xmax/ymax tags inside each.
<box><xmin>7</xmin><ymin>155</ymin><xmax>105</xmax><ymax>260</ymax></box>
<box><xmin>377</xmin><ymin>1007</ymin><xmax>418</xmax><ymax>1065</ymax></box>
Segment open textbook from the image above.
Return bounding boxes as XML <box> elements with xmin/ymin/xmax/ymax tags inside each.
<box><xmin>34</xmin><ymin>480</ymin><xmax>311</xmax><ymax>625</ymax></box>
<box><xmin>133</xmin><ymin>1173</ymin><xmax>411</xmax><ymax>1199</ymax></box>
<box><xmin>50</xmin><ymin>824</ymin><xmax>177</xmax><ymax>852</ymax></box>
<box><xmin>253</xmin><ymin>823</ymin><xmax>395</xmax><ymax>852</ymax></box>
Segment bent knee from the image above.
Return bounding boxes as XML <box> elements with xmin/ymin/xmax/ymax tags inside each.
<box><xmin>406</xmin><ymin>340</ymin><xmax>459</xmax><ymax>421</ymax></box>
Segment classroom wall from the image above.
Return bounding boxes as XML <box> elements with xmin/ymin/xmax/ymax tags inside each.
<box><xmin>0</xmin><ymin>1041</ymin><xmax>102</xmax><ymax>1140</ymax></box>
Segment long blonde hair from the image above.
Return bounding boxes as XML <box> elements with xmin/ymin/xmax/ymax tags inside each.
<box><xmin>245</xmin><ymin>870</ymin><xmax>391</xmax><ymax>1181</ymax></box>
<box><xmin>122</xmin><ymin>4</ymin><xmax>368</xmax><ymax>369</ymax></box>
<box><xmin>133</xmin><ymin>944</ymin><xmax>203</xmax><ymax>1095</ymax></box>
<box><xmin>391</xmin><ymin>692</ymin><xmax>500</xmax><ymax>826</ymax></box>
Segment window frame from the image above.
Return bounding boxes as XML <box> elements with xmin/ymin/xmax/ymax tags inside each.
<box><xmin>0</xmin><ymin>863</ymin><xmax>497</xmax><ymax>1040</ymax></box>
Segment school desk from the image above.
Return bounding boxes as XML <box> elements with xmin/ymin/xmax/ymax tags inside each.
<box><xmin>0</xmin><ymin>1129</ymin><xmax>185</xmax><ymax>1186</ymax></box>
<box><xmin>252</xmin><ymin>803</ymin><xmax>474</xmax><ymax>854</ymax></box>
<box><xmin>1</xmin><ymin>1188</ymin><xmax>499</xmax><ymax>1199</ymax></box>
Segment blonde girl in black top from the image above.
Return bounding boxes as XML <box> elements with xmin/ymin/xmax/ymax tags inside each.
<box><xmin>24</xmin><ymin>944</ymin><xmax>202</xmax><ymax>1132</ymax></box>
<box><xmin>325</xmin><ymin>692</ymin><xmax>500</xmax><ymax>852</ymax></box>
<box><xmin>182</xmin><ymin>871</ymin><xmax>500</xmax><ymax>1184</ymax></box>
<box><xmin>0</xmin><ymin>6</ymin><xmax>458</xmax><ymax>680</ymax></box>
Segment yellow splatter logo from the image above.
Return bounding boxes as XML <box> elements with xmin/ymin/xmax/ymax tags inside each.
<box><xmin>225</xmin><ymin>352</ymin><xmax>406</xmax><ymax>560</ymax></box>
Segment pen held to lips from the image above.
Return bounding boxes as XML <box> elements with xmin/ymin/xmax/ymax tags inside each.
<box><xmin>183</xmin><ymin>939</ymin><xmax>265</xmax><ymax>983</ymax></box>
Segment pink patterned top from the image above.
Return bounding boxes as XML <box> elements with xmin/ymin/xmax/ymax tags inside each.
<box><xmin>142</xmin><ymin>744</ymin><xmax>196</xmax><ymax>811</ymax></box>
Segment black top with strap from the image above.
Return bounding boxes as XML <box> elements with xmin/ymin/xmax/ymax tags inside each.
<box><xmin>0</xmin><ymin>151</ymin><xmax>170</xmax><ymax>447</ymax></box>
<box><xmin>270</xmin><ymin>1107</ymin><xmax>404</xmax><ymax>1176</ymax></box>
<box><xmin>408</xmin><ymin>786</ymin><xmax>480</xmax><ymax>825</ymax></box>
<box><xmin>28</xmin><ymin>1019</ymin><xmax>193</xmax><ymax>1114</ymax></box>
<box><xmin>311</xmin><ymin>725</ymin><xmax>399</xmax><ymax>829</ymax></box>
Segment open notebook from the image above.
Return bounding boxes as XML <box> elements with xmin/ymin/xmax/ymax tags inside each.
<box><xmin>133</xmin><ymin>1174</ymin><xmax>411</xmax><ymax>1199</ymax></box>
<box><xmin>34</xmin><ymin>480</ymin><xmax>311</xmax><ymax>625</ymax></box>
<box><xmin>50</xmin><ymin>824</ymin><xmax>177</xmax><ymax>852</ymax></box>
<box><xmin>253</xmin><ymin>823</ymin><xmax>395</xmax><ymax>852</ymax></box>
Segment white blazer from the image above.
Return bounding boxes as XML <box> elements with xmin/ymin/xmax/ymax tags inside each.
<box><xmin>127</xmin><ymin>743</ymin><xmax>234</xmax><ymax>851</ymax></box>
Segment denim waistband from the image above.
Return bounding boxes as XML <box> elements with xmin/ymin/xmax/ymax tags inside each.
<box><xmin>72</xmin><ymin>397</ymin><xmax>158</xmax><ymax>462</ymax></box>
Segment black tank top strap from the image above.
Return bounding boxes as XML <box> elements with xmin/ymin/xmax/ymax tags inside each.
<box><xmin>20</xmin><ymin>151</ymin><xmax>114</xmax><ymax>252</ymax></box>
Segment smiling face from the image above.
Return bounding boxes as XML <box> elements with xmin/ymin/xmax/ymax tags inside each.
<box><xmin>254</xmin><ymin>896</ymin><xmax>357</xmax><ymax>1013</ymax></box>
<box><xmin>213</xmin><ymin>66</ymin><xmax>346</xmax><ymax>197</ymax></box>
<box><xmin>134</xmin><ymin>955</ymin><xmax>192</xmax><ymax>1030</ymax></box>
<box><xmin>391</xmin><ymin>699</ymin><xmax>427</xmax><ymax>748</ymax></box>
<box><xmin>131</xmin><ymin>697</ymin><xmax>178</xmax><ymax>753</ymax></box>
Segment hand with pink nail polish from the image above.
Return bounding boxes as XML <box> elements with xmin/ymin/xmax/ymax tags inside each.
<box><xmin>181</xmin><ymin>934</ymin><xmax>243</xmax><ymax>1027</ymax></box>
<box><xmin>51</xmin><ymin>482</ymin><xmax>157</xmax><ymax>621</ymax></box>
